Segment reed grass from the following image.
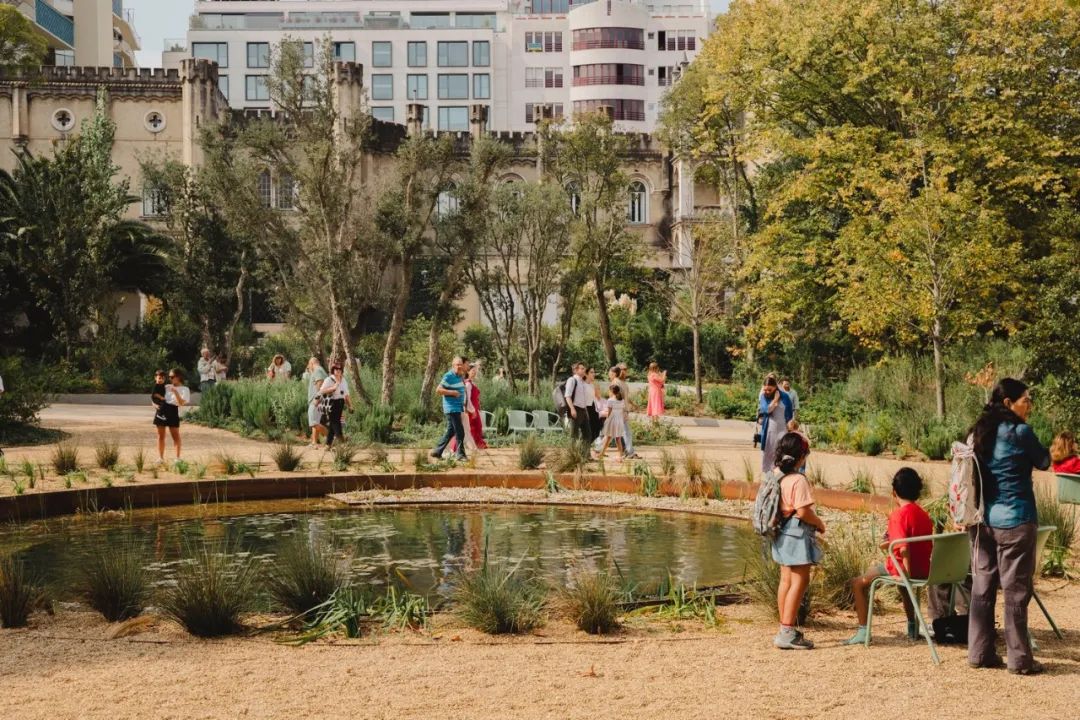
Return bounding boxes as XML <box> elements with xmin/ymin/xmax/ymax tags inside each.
<box><xmin>81</xmin><ymin>543</ymin><xmax>149</xmax><ymax>622</ymax></box>
<box><xmin>0</xmin><ymin>556</ymin><xmax>44</xmax><ymax>628</ymax></box>
<box><xmin>518</xmin><ymin>434</ymin><xmax>545</xmax><ymax>470</ymax></box>
<box><xmin>271</xmin><ymin>443</ymin><xmax>304</xmax><ymax>472</ymax></box>
<box><xmin>51</xmin><ymin>443</ymin><xmax>79</xmax><ymax>475</ymax></box>
<box><xmin>159</xmin><ymin>544</ymin><xmax>258</xmax><ymax>637</ymax></box>
<box><xmin>560</xmin><ymin>568</ymin><xmax>621</xmax><ymax>634</ymax></box>
<box><xmin>94</xmin><ymin>440</ymin><xmax>120</xmax><ymax>470</ymax></box>
<box><xmin>1036</xmin><ymin>488</ymin><xmax>1077</xmax><ymax>577</ymax></box>
<box><xmin>265</xmin><ymin>537</ymin><xmax>344</xmax><ymax>615</ymax></box>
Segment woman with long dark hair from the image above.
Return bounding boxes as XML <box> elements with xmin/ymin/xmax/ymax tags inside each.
<box><xmin>967</xmin><ymin>378</ymin><xmax>1050</xmax><ymax>675</ymax></box>
<box><xmin>318</xmin><ymin>364</ymin><xmax>353</xmax><ymax>448</ymax></box>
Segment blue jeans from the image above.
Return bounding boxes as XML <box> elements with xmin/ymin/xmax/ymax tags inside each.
<box><xmin>433</xmin><ymin>412</ymin><xmax>466</xmax><ymax>460</ymax></box>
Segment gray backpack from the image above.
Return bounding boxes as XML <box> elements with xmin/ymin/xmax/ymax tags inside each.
<box><xmin>752</xmin><ymin>469</ymin><xmax>785</xmax><ymax>538</ymax></box>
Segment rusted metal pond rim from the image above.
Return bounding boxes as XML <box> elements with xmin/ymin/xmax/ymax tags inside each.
<box><xmin>0</xmin><ymin>472</ymin><xmax>891</xmax><ymax>523</ymax></box>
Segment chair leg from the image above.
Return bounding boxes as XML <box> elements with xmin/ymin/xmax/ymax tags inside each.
<box><xmin>1033</xmin><ymin>590</ymin><xmax>1064</xmax><ymax>640</ymax></box>
<box><xmin>865</xmin><ymin>578</ymin><xmax>879</xmax><ymax>648</ymax></box>
<box><xmin>909</xmin><ymin>591</ymin><xmax>939</xmax><ymax>665</ymax></box>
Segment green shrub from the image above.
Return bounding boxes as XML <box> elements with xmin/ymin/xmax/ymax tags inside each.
<box><xmin>917</xmin><ymin>420</ymin><xmax>960</xmax><ymax>461</ymax></box>
<box><xmin>454</xmin><ymin>564</ymin><xmax>546</xmax><ymax>635</ymax></box>
<box><xmin>631</xmin><ymin>419</ymin><xmax>683</xmax><ymax>446</ymax></box>
<box><xmin>370</xmin><ymin>585</ymin><xmax>430</xmax><ymax>630</ymax></box>
<box><xmin>0</xmin><ymin>556</ymin><xmax>44</xmax><ymax>628</ymax></box>
<box><xmin>51</xmin><ymin>443</ymin><xmax>79</xmax><ymax>475</ymax></box>
<box><xmin>659</xmin><ymin>449</ymin><xmax>676</xmax><ymax>478</ymax></box>
<box><xmin>271</xmin><ymin>443</ymin><xmax>303</xmax><ymax>472</ymax></box>
<box><xmin>847</xmin><ymin>469</ymin><xmax>875</xmax><ymax>494</ymax></box>
<box><xmin>331</xmin><ymin>442</ymin><xmax>359</xmax><ymax>471</ymax></box>
<box><xmin>159</xmin><ymin>545</ymin><xmax>258</xmax><ymax>637</ymax></box>
<box><xmin>265</xmin><ymin>537</ymin><xmax>344</xmax><ymax>615</ymax></box>
<box><xmin>859</xmin><ymin>432</ymin><xmax>884</xmax><ymax>457</ymax></box>
<box><xmin>94</xmin><ymin>440</ymin><xmax>120</xmax><ymax>470</ymax></box>
<box><xmin>550</xmin><ymin>440</ymin><xmax>590</xmax><ymax>474</ymax></box>
<box><xmin>518</xmin><ymin>434</ymin><xmax>545</xmax><ymax>470</ymax></box>
<box><xmin>815</xmin><ymin>524</ymin><xmax>877</xmax><ymax>611</ymax></box>
<box><xmin>80</xmin><ymin>544</ymin><xmax>149</xmax><ymax>622</ymax></box>
<box><xmin>0</xmin><ymin>357</ymin><xmax>51</xmax><ymax>434</ymax></box>
<box><xmin>633</xmin><ymin>462</ymin><xmax>660</xmax><ymax>497</ymax></box>
<box><xmin>705</xmin><ymin>384</ymin><xmax>757</xmax><ymax>420</ymax></box>
<box><xmin>561</xmin><ymin>569</ymin><xmax>621</xmax><ymax>634</ymax></box>
<box><xmin>1036</xmin><ymin>489</ymin><xmax>1077</xmax><ymax>577</ymax></box>
<box><xmin>359</xmin><ymin>404</ymin><xmax>394</xmax><ymax>444</ymax></box>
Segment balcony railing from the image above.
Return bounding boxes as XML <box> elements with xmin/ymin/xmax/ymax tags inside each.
<box><xmin>572</xmin><ymin>76</ymin><xmax>644</xmax><ymax>86</ymax></box>
<box><xmin>571</xmin><ymin>40</ymin><xmax>646</xmax><ymax>51</ymax></box>
<box><xmin>36</xmin><ymin>0</ymin><xmax>74</xmax><ymax>46</ymax></box>
<box><xmin>282</xmin><ymin>12</ymin><xmax>364</xmax><ymax>28</ymax></box>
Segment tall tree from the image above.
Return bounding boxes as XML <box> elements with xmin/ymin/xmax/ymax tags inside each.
<box><xmin>0</xmin><ymin>5</ymin><xmax>47</xmax><ymax>75</ymax></box>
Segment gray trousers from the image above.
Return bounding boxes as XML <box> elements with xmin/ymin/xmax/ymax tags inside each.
<box><xmin>967</xmin><ymin>522</ymin><xmax>1037</xmax><ymax>670</ymax></box>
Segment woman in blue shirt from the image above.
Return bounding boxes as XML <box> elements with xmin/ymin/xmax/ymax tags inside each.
<box><xmin>968</xmin><ymin>378</ymin><xmax>1050</xmax><ymax>675</ymax></box>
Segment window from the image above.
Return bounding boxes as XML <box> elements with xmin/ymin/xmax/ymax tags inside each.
<box><xmin>276</xmin><ymin>174</ymin><xmax>296</xmax><ymax>210</ymax></box>
<box><xmin>411</xmin><ymin>12</ymin><xmax>451</xmax><ymax>29</ymax></box>
<box><xmin>525</xmin><ymin>31</ymin><xmax>562</xmax><ymax>53</ymax></box>
<box><xmin>628</xmin><ymin>181</ymin><xmax>647</xmax><ymax>224</ymax></box>
<box><xmin>527</xmin><ymin>0</ymin><xmax>569</xmax><ymax>12</ymax></box>
<box><xmin>566</xmin><ymin>182</ymin><xmax>580</xmax><ymax>215</ymax></box>
<box><xmin>525</xmin><ymin>102</ymin><xmax>564</xmax><ymax>123</ymax></box>
<box><xmin>372</xmin><ymin>107</ymin><xmax>395</xmax><ymax>122</ymax></box>
<box><xmin>472</xmin><ymin>41</ymin><xmax>490</xmax><ymax>67</ymax></box>
<box><xmin>333</xmin><ymin>42</ymin><xmax>356</xmax><ymax>62</ymax></box>
<box><xmin>438</xmin><ymin>74</ymin><xmax>469</xmax><ymax>100</ymax></box>
<box><xmin>573</xmin><ymin>64</ymin><xmax>645</xmax><ymax>86</ymax></box>
<box><xmin>437</xmin><ymin>41</ymin><xmax>469</xmax><ymax>67</ymax></box>
<box><xmin>546</xmin><ymin>68</ymin><xmax>563</xmax><ymax>88</ymax></box>
<box><xmin>473</xmin><ymin>74</ymin><xmax>490</xmax><ymax>99</ymax></box>
<box><xmin>142</xmin><ymin>185</ymin><xmax>168</xmax><ymax>217</ymax></box>
<box><xmin>218</xmin><ymin>75</ymin><xmax>230</xmax><ymax>99</ymax></box>
<box><xmin>247</xmin><ymin>42</ymin><xmax>270</xmax><ymax>68</ymax></box>
<box><xmin>455</xmin><ymin>13</ymin><xmax>495</xmax><ymax>28</ymax></box>
<box><xmin>407</xmin><ymin>74</ymin><xmax>428</xmax><ymax>100</ymax></box>
<box><xmin>658</xmin><ymin>66</ymin><xmax>676</xmax><ymax>87</ymax></box>
<box><xmin>407</xmin><ymin>41</ymin><xmax>427</xmax><ymax>67</ymax></box>
<box><xmin>572</xmin><ymin>98</ymin><xmax>645</xmax><ymax>121</ymax></box>
<box><xmin>372</xmin><ymin>41</ymin><xmax>392</xmax><ymax>67</ymax></box>
<box><xmin>658</xmin><ymin>30</ymin><xmax>696</xmax><ymax>52</ymax></box>
<box><xmin>257</xmin><ymin>170</ymin><xmax>272</xmax><ymax>208</ymax></box>
<box><xmin>438</xmin><ymin>106</ymin><xmax>469</xmax><ymax>131</ymax></box>
<box><xmin>371</xmin><ymin>74</ymin><xmax>393</xmax><ymax>100</ymax></box>
<box><xmin>193</xmin><ymin>42</ymin><xmax>228</xmax><ymax>68</ymax></box>
<box><xmin>437</xmin><ymin>182</ymin><xmax>459</xmax><ymax>217</ymax></box>
<box><xmin>572</xmin><ymin>27</ymin><xmax>643</xmax><ymax>51</ymax></box>
<box><xmin>245</xmin><ymin>75</ymin><xmax>269</xmax><ymax>101</ymax></box>
<box><xmin>525</xmin><ymin>67</ymin><xmax>563</xmax><ymax>88</ymax></box>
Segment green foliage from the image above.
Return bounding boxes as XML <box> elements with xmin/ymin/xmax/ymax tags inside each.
<box><xmin>173</xmin><ymin>459</ymin><xmax>190</xmax><ymax>475</ymax></box>
<box><xmin>80</xmin><ymin>543</ymin><xmax>149</xmax><ymax>622</ymax></box>
<box><xmin>847</xmin><ymin>469</ymin><xmax>875</xmax><ymax>495</ymax></box>
<box><xmin>331</xmin><ymin>442</ymin><xmax>359</xmax><ymax>471</ymax></box>
<box><xmin>550</xmin><ymin>440</ymin><xmax>590</xmax><ymax>474</ymax></box>
<box><xmin>815</xmin><ymin>524</ymin><xmax>878</xmax><ymax>611</ymax></box>
<box><xmin>544</xmin><ymin>470</ymin><xmax>563</xmax><ymax>494</ymax></box>
<box><xmin>921</xmin><ymin>494</ymin><xmax>951</xmax><ymax>532</ymax></box>
<box><xmin>370</xmin><ymin>585</ymin><xmax>430</xmax><ymax>631</ymax></box>
<box><xmin>159</xmin><ymin>544</ymin><xmax>258</xmax><ymax>637</ymax></box>
<box><xmin>271</xmin><ymin>443</ymin><xmax>303</xmax><ymax>472</ymax></box>
<box><xmin>1036</xmin><ymin>489</ymin><xmax>1077</xmax><ymax>578</ymax></box>
<box><xmin>738</xmin><ymin>542</ymin><xmax>783</xmax><ymax>618</ymax></box>
<box><xmin>632</xmin><ymin>576</ymin><xmax>722</xmax><ymax>627</ymax></box>
<box><xmin>632</xmin><ymin>462</ymin><xmax>660</xmax><ymax>498</ymax></box>
<box><xmin>51</xmin><ymin>443</ymin><xmax>79</xmax><ymax>475</ymax></box>
<box><xmin>705</xmin><ymin>384</ymin><xmax>758</xmax><ymax>420</ymax></box>
<box><xmin>0</xmin><ymin>5</ymin><xmax>49</xmax><ymax>75</ymax></box>
<box><xmin>630</xmin><ymin>419</ymin><xmax>683</xmax><ymax>446</ymax></box>
<box><xmin>265</xmin><ymin>537</ymin><xmax>344</xmax><ymax>615</ymax></box>
<box><xmin>518</xmin><ymin>434</ymin><xmax>545</xmax><ymax>470</ymax></box>
<box><xmin>560</xmin><ymin>569</ymin><xmax>621</xmax><ymax>634</ymax></box>
<box><xmin>682</xmin><ymin>450</ymin><xmax>705</xmax><ymax>495</ymax></box>
<box><xmin>454</xmin><ymin>563</ymin><xmax>546</xmax><ymax>635</ymax></box>
<box><xmin>132</xmin><ymin>447</ymin><xmax>146</xmax><ymax>473</ymax></box>
<box><xmin>0</xmin><ymin>555</ymin><xmax>43</xmax><ymax>628</ymax></box>
<box><xmin>358</xmin><ymin>404</ymin><xmax>394</xmax><ymax>444</ymax></box>
<box><xmin>94</xmin><ymin>440</ymin><xmax>120</xmax><ymax>470</ymax></box>
<box><xmin>659</xmin><ymin>449</ymin><xmax>676</xmax><ymax>478</ymax></box>
<box><xmin>0</xmin><ymin>358</ymin><xmax>50</xmax><ymax>434</ymax></box>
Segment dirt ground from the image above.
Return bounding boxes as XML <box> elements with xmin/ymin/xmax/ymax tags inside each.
<box><xmin>1</xmin><ymin>581</ymin><xmax>1077</xmax><ymax>720</ymax></box>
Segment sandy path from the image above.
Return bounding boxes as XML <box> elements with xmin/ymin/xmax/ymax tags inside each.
<box><xmin>1</xmin><ymin>582</ymin><xmax>1077</xmax><ymax>720</ymax></box>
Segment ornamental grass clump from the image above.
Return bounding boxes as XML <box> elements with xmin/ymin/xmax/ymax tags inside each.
<box><xmin>81</xmin><ymin>543</ymin><xmax>149</xmax><ymax>622</ymax></box>
<box><xmin>560</xmin><ymin>569</ymin><xmax>621</xmax><ymax>635</ymax></box>
<box><xmin>159</xmin><ymin>544</ymin><xmax>258</xmax><ymax>637</ymax></box>
<box><xmin>454</xmin><ymin>552</ymin><xmax>546</xmax><ymax>634</ymax></box>
<box><xmin>271</xmin><ymin>442</ymin><xmax>303</xmax><ymax>472</ymax></box>
<box><xmin>518</xmin><ymin>433</ymin><xmax>545</xmax><ymax>470</ymax></box>
<box><xmin>51</xmin><ymin>443</ymin><xmax>79</xmax><ymax>475</ymax></box>
<box><xmin>0</xmin><ymin>555</ymin><xmax>44</xmax><ymax>628</ymax></box>
<box><xmin>681</xmin><ymin>450</ymin><xmax>705</xmax><ymax>497</ymax></box>
<box><xmin>265</xmin><ymin>537</ymin><xmax>344</xmax><ymax>616</ymax></box>
<box><xmin>1036</xmin><ymin>488</ymin><xmax>1077</xmax><ymax>577</ymax></box>
<box><xmin>94</xmin><ymin>440</ymin><xmax>120</xmax><ymax>470</ymax></box>
<box><xmin>816</xmin><ymin>523</ymin><xmax>877</xmax><ymax>611</ymax></box>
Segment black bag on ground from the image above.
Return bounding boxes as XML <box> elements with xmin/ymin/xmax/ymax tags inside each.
<box><xmin>931</xmin><ymin>614</ymin><xmax>969</xmax><ymax>645</ymax></box>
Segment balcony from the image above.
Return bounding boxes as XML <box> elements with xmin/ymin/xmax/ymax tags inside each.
<box><xmin>571</xmin><ymin>40</ymin><xmax>646</xmax><ymax>50</ymax></box>
<box><xmin>35</xmin><ymin>0</ymin><xmax>74</xmax><ymax>47</ymax></box>
<box><xmin>572</xmin><ymin>75</ymin><xmax>644</xmax><ymax>86</ymax></box>
<box><xmin>282</xmin><ymin>12</ymin><xmax>364</xmax><ymax>29</ymax></box>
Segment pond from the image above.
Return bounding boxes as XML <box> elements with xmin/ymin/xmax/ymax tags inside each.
<box><xmin>1</xmin><ymin>501</ymin><xmax>755</xmax><ymax>598</ymax></box>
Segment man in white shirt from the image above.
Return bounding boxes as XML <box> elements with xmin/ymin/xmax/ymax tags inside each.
<box><xmin>197</xmin><ymin>348</ymin><xmax>217</xmax><ymax>394</ymax></box>
<box><xmin>564</xmin><ymin>363</ymin><xmax>591</xmax><ymax>442</ymax></box>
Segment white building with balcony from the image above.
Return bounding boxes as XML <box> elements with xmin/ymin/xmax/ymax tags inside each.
<box><xmin>5</xmin><ymin>0</ymin><xmax>141</xmax><ymax>68</ymax></box>
<box><xmin>178</xmin><ymin>0</ymin><xmax>710</xmax><ymax>131</ymax></box>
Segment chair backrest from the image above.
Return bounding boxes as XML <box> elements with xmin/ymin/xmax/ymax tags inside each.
<box><xmin>507</xmin><ymin>410</ymin><xmax>531</xmax><ymax>429</ymax></box>
<box><xmin>925</xmin><ymin>532</ymin><xmax>972</xmax><ymax>585</ymax></box>
<box><xmin>480</xmin><ymin>410</ymin><xmax>494</xmax><ymax>429</ymax></box>
<box><xmin>1035</xmin><ymin>525</ymin><xmax>1057</xmax><ymax>566</ymax></box>
<box><xmin>532</xmin><ymin>410</ymin><xmax>555</xmax><ymax>429</ymax></box>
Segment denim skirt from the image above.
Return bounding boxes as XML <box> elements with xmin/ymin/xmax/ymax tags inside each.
<box><xmin>771</xmin><ymin>517</ymin><xmax>822</xmax><ymax>566</ymax></box>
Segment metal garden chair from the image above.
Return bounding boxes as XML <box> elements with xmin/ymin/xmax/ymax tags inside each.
<box><xmin>530</xmin><ymin>410</ymin><xmax>562</xmax><ymax>433</ymax></box>
<box><xmin>507</xmin><ymin>410</ymin><xmax>534</xmax><ymax>436</ymax></box>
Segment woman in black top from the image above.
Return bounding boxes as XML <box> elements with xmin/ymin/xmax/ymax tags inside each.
<box><xmin>152</xmin><ymin>370</ymin><xmax>168</xmax><ymax>460</ymax></box>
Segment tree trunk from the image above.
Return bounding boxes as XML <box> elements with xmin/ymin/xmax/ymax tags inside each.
<box><xmin>931</xmin><ymin>323</ymin><xmax>946</xmax><ymax>421</ymax></box>
<box><xmin>220</xmin><ymin>263</ymin><xmax>248</xmax><ymax>366</ymax></box>
<box><xmin>692</xmin><ymin>321</ymin><xmax>703</xmax><ymax>403</ymax></box>
<box><xmin>420</xmin><ymin>258</ymin><xmax>466</xmax><ymax>409</ymax></box>
<box><xmin>528</xmin><ymin>335</ymin><xmax>541</xmax><ymax>397</ymax></box>
<box><xmin>380</xmin><ymin>259</ymin><xmax>413</xmax><ymax>406</ymax></box>
<box><xmin>593</xmin><ymin>274</ymin><xmax>617</xmax><ymax>366</ymax></box>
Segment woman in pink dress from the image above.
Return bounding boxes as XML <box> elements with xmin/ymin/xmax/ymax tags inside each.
<box><xmin>450</xmin><ymin>365</ymin><xmax>488</xmax><ymax>453</ymax></box>
<box><xmin>646</xmin><ymin>362</ymin><xmax>667</xmax><ymax>423</ymax></box>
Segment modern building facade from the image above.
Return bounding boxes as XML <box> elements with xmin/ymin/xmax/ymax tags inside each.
<box><xmin>179</xmin><ymin>0</ymin><xmax>710</xmax><ymax>131</ymax></box>
<box><xmin>4</xmin><ymin>0</ymin><xmax>141</xmax><ymax>68</ymax></box>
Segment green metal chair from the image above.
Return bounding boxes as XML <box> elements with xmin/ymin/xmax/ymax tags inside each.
<box><xmin>480</xmin><ymin>410</ymin><xmax>494</xmax><ymax>437</ymax></box>
<box><xmin>1032</xmin><ymin>525</ymin><xmax>1064</xmax><ymax>643</ymax></box>
<box><xmin>530</xmin><ymin>410</ymin><xmax>562</xmax><ymax>433</ymax></box>
<box><xmin>865</xmin><ymin>531</ymin><xmax>971</xmax><ymax>664</ymax></box>
<box><xmin>507</xmin><ymin>410</ymin><xmax>534</xmax><ymax>436</ymax></box>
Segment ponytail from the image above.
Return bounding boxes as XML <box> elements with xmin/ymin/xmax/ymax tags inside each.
<box><xmin>773</xmin><ymin>432</ymin><xmax>809</xmax><ymax>474</ymax></box>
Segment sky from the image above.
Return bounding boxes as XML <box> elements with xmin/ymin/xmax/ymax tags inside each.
<box><xmin>131</xmin><ymin>0</ymin><xmax>732</xmax><ymax>68</ymax></box>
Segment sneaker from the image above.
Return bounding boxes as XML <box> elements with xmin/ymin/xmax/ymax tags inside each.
<box><xmin>969</xmin><ymin>655</ymin><xmax>1005</xmax><ymax>670</ymax></box>
<box><xmin>773</xmin><ymin>630</ymin><xmax>814</xmax><ymax>650</ymax></box>
<box><xmin>429</xmin><ymin>451</ymin><xmax>442</xmax><ymax>460</ymax></box>
<box><xmin>1008</xmin><ymin>660</ymin><xmax>1045</xmax><ymax>676</ymax></box>
<box><xmin>843</xmin><ymin>627</ymin><xmax>869</xmax><ymax>646</ymax></box>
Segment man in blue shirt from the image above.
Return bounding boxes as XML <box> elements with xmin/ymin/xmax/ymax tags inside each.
<box><xmin>431</xmin><ymin>355</ymin><xmax>468</xmax><ymax>461</ymax></box>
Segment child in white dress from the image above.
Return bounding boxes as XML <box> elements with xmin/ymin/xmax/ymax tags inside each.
<box><xmin>597</xmin><ymin>384</ymin><xmax>627</xmax><ymax>461</ymax></box>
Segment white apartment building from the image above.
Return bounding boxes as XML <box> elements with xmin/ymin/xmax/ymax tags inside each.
<box><xmin>5</xmin><ymin>0</ymin><xmax>140</xmax><ymax>67</ymax></box>
<box><xmin>179</xmin><ymin>0</ymin><xmax>711</xmax><ymax>131</ymax></box>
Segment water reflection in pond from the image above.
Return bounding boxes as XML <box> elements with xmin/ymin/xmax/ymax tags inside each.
<box><xmin>2</xmin><ymin>502</ymin><xmax>754</xmax><ymax>598</ymax></box>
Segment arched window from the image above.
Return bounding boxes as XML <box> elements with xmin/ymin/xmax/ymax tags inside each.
<box><xmin>437</xmin><ymin>182</ymin><xmax>459</xmax><ymax>218</ymax></box>
<box><xmin>566</xmin><ymin>182</ymin><xmax>581</xmax><ymax>215</ymax></box>
<box><xmin>276</xmin><ymin>173</ymin><xmax>296</xmax><ymax>210</ymax></box>
<box><xmin>627</xmin><ymin>180</ymin><xmax>647</xmax><ymax>224</ymax></box>
<box><xmin>257</xmin><ymin>170</ymin><xmax>273</xmax><ymax>208</ymax></box>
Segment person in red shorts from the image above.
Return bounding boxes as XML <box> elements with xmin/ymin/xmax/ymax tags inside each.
<box><xmin>844</xmin><ymin>467</ymin><xmax>934</xmax><ymax>644</ymax></box>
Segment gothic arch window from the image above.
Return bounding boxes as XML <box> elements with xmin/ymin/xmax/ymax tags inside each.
<box><xmin>627</xmin><ymin>180</ymin><xmax>648</xmax><ymax>224</ymax></box>
<box><xmin>437</xmin><ymin>181</ymin><xmax>459</xmax><ymax>218</ymax></box>
<box><xmin>566</xmin><ymin>182</ymin><xmax>581</xmax><ymax>215</ymax></box>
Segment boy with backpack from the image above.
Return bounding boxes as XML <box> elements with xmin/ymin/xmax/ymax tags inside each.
<box><xmin>844</xmin><ymin>468</ymin><xmax>934</xmax><ymax>645</ymax></box>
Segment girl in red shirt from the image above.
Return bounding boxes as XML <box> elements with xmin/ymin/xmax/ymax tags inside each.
<box><xmin>1051</xmin><ymin>432</ymin><xmax>1080</xmax><ymax>474</ymax></box>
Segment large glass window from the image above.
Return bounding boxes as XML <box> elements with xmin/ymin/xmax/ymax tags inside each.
<box><xmin>247</xmin><ymin>42</ymin><xmax>270</xmax><ymax>68</ymax></box>
<box><xmin>407</xmin><ymin>74</ymin><xmax>428</xmax><ymax>100</ymax></box>
<box><xmin>571</xmin><ymin>99</ymin><xmax>645</xmax><ymax>121</ymax></box>
<box><xmin>276</xmin><ymin>174</ymin><xmax>296</xmax><ymax>210</ymax></box>
<box><xmin>437</xmin><ymin>106</ymin><xmax>469</xmax><ymax>131</ymax></box>
<box><xmin>572</xmin><ymin>64</ymin><xmax>645</xmax><ymax>86</ymax></box>
<box><xmin>218</xmin><ymin>75</ymin><xmax>230</xmax><ymax>99</ymax></box>
<box><xmin>371</xmin><ymin>107</ymin><xmax>395</xmax><ymax>122</ymax></box>
<box><xmin>371</xmin><ymin>74</ymin><xmax>394</xmax><ymax>100</ymax></box>
<box><xmin>473</xmin><ymin>74</ymin><xmax>490</xmax><ymax>99</ymax></box>
<box><xmin>193</xmin><ymin>42</ymin><xmax>228</xmax><ymax>68</ymax></box>
<box><xmin>438</xmin><ymin>74</ymin><xmax>469</xmax><ymax>100</ymax></box>
<box><xmin>407</xmin><ymin>41</ymin><xmax>427</xmax><ymax>67</ymax></box>
<box><xmin>525</xmin><ymin>67</ymin><xmax>563</xmax><ymax>88</ymax></box>
<box><xmin>257</xmin><ymin>170</ymin><xmax>272</xmax><ymax>207</ymax></box>
<box><xmin>527</xmin><ymin>0</ymin><xmax>569</xmax><ymax>12</ymax></box>
<box><xmin>333</xmin><ymin>42</ymin><xmax>356</xmax><ymax>62</ymax></box>
<box><xmin>303</xmin><ymin>42</ymin><xmax>314</xmax><ymax>68</ymax></box>
<box><xmin>525</xmin><ymin>31</ymin><xmax>563</xmax><ymax>53</ymax></box>
<box><xmin>411</xmin><ymin>12</ymin><xmax>451</xmax><ymax>29</ymax></box>
<box><xmin>657</xmin><ymin>30</ymin><xmax>697</xmax><ymax>52</ymax></box>
<box><xmin>472</xmin><ymin>41</ymin><xmax>490</xmax><ymax>67</ymax></box>
<box><xmin>437</xmin><ymin>41</ymin><xmax>469</xmax><ymax>67</ymax></box>
<box><xmin>372</xmin><ymin>41</ymin><xmax>392</xmax><ymax>67</ymax></box>
<box><xmin>572</xmin><ymin>27</ymin><xmax>644</xmax><ymax>51</ymax></box>
<box><xmin>245</xmin><ymin>75</ymin><xmax>269</xmax><ymax>101</ymax></box>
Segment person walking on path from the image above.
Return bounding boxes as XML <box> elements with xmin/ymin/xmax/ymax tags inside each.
<box><xmin>759</xmin><ymin>375</ymin><xmax>794</xmax><ymax>473</ymax></box>
<box><xmin>615</xmin><ymin>363</ymin><xmax>641</xmax><ymax>459</ymax></box>
<box><xmin>157</xmin><ymin>368</ymin><xmax>190</xmax><ymax>462</ymax></box>
<box><xmin>967</xmin><ymin>378</ymin><xmax>1050</xmax><ymax>675</ymax></box>
<box><xmin>564</xmin><ymin>363</ymin><xmax>591</xmax><ymax>443</ymax></box>
<box><xmin>318</xmin><ymin>364</ymin><xmax>352</xmax><ymax>448</ymax></box>
<box><xmin>595</xmin><ymin>384</ymin><xmax>627</xmax><ymax>461</ymax></box>
<box><xmin>197</xmin><ymin>348</ymin><xmax>217</xmax><ymax>395</ymax></box>
<box><xmin>782</xmin><ymin>379</ymin><xmax>800</xmax><ymax>421</ymax></box>
<box><xmin>432</xmin><ymin>356</ymin><xmax>468</xmax><ymax>462</ymax></box>
<box><xmin>303</xmin><ymin>357</ymin><xmax>328</xmax><ymax>447</ymax></box>
<box><xmin>450</xmin><ymin>362</ymin><xmax>487</xmax><ymax>454</ymax></box>
<box><xmin>646</xmin><ymin>362</ymin><xmax>667</xmax><ymax>423</ymax></box>
<box><xmin>267</xmin><ymin>354</ymin><xmax>292</xmax><ymax>382</ymax></box>
<box><xmin>584</xmin><ymin>367</ymin><xmax>602</xmax><ymax>443</ymax></box>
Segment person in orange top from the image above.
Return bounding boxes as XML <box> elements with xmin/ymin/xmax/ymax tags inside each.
<box><xmin>645</xmin><ymin>361</ymin><xmax>666</xmax><ymax>423</ymax></box>
<box><xmin>1050</xmin><ymin>431</ymin><xmax>1080</xmax><ymax>474</ymax></box>
<box><xmin>845</xmin><ymin>468</ymin><xmax>934</xmax><ymax>645</ymax></box>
